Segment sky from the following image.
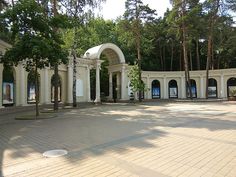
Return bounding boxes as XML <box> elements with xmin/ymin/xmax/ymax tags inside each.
<box><xmin>96</xmin><ymin>0</ymin><xmax>172</xmax><ymax>20</ymax></box>
<box><xmin>97</xmin><ymin>0</ymin><xmax>235</xmax><ymax>24</ymax></box>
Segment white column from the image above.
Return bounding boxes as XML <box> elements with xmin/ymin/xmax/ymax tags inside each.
<box><xmin>163</xmin><ymin>76</ymin><xmax>167</xmax><ymax>99</ymax></box>
<box><xmin>19</xmin><ymin>64</ymin><xmax>27</xmax><ymax>105</ymax></box>
<box><xmin>116</xmin><ymin>73</ymin><xmax>121</xmax><ymax>99</ymax></box>
<box><xmin>109</xmin><ymin>72</ymin><xmax>113</xmax><ymax>100</ymax></box>
<box><xmin>121</xmin><ymin>66</ymin><xmax>126</xmax><ymax>100</ymax></box>
<box><xmin>147</xmin><ymin>76</ymin><xmax>151</xmax><ymax>99</ymax></box>
<box><xmin>95</xmin><ymin>60</ymin><xmax>101</xmax><ymax>103</ymax></box>
<box><xmin>0</xmin><ymin>64</ymin><xmax>3</xmax><ymax>108</ymax></box>
<box><xmin>221</xmin><ymin>74</ymin><xmax>225</xmax><ymax>98</ymax></box>
<box><xmin>181</xmin><ymin>76</ymin><xmax>186</xmax><ymax>98</ymax></box>
<box><xmin>44</xmin><ymin>68</ymin><xmax>50</xmax><ymax>104</ymax></box>
<box><xmin>67</xmin><ymin>65</ymin><xmax>73</xmax><ymax>104</ymax></box>
<box><xmin>200</xmin><ymin>76</ymin><xmax>204</xmax><ymax>98</ymax></box>
<box><xmin>87</xmin><ymin>66</ymin><xmax>91</xmax><ymax>102</ymax></box>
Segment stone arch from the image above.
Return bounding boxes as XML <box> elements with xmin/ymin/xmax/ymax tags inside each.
<box><xmin>83</xmin><ymin>43</ymin><xmax>125</xmax><ymax>65</ymax></box>
<box><xmin>83</xmin><ymin>43</ymin><xmax>126</xmax><ymax>102</ymax></box>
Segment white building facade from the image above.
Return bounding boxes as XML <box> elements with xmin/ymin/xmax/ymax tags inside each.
<box><xmin>0</xmin><ymin>40</ymin><xmax>236</xmax><ymax>108</ymax></box>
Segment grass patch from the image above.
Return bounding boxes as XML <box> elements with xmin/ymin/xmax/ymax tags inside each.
<box><xmin>15</xmin><ymin>113</ymin><xmax>57</xmax><ymax>120</ymax></box>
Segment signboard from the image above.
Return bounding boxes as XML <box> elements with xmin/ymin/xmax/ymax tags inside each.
<box><xmin>76</xmin><ymin>79</ymin><xmax>83</xmax><ymax>96</ymax></box>
<box><xmin>3</xmin><ymin>82</ymin><xmax>14</xmax><ymax>104</ymax></box>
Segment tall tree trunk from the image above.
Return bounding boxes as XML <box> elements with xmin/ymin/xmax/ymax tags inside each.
<box><xmin>179</xmin><ymin>45</ymin><xmax>182</xmax><ymax>71</ymax></box>
<box><xmin>196</xmin><ymin>39</ymin><xmax>200</xmax><ymax>70</ymax></box>
<box><xmin>206</xmin><ymin>0</ymin><xmax>219</xmax><ymax>99</ymax></box>
<box><xmin>170</xmin><ymin>40</ymin><xmax>174</xmax><ymax>71</ymax></box>
<box><xmin>159</xmin><ymin>42</ymin><xmax>163</xmax><ymax>71</ymax></box>
<box><xmin>190</xmin><ymin>49</ymin><xmax>193</xmax><ymax>71</ymax></box>
<box><xmin>206</xmin><ymin>35</ymin><xmax>212</xmax><ymax>99</ymax></box>
<box><xmin>211</xmin><ymin>41</ymin><xmax>214</xmax><ymax>70</ymax></box>
<box><xmin>182</xmin><ymin>0</ymin><xmax>192</xmax><ymax>99</ymax></box>
<box><xmin>54</xmin><ymin>64</ymin><xmax>59</xmax><ymax>110</ymax></box>
<box><xmin>163</xmin><ymin>45</ymin><xmax>166</xmax><ymax>71</ymax></box>
<box><xmin>137</xmin><ymin>34</ymin><xmax>142</xmax><ymax>102</ymax></box>
<box><xmin>52</xmin><ymin>0</ymin><xmax>59</xmax><ymax>110</ymax></box>
<box><xmin>72</xmin><ymin>47</ymin><xmax>77</xmax><ymax>107</ymax></box>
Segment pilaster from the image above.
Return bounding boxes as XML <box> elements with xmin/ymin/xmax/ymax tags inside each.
<box><xmin>43</xmin><ymin>68</ymin><xmax>50</xmax><ymax>104</ymax></box>
<box><xmin>181</xmin><ymin>76</ymin><xmax>186</xmax><ymax>98</ymax></box>
<box><xmin>163</xmin><ymin>76</ymin><xmax>167</xmax><ymax>99</ymax></box>
<box><xmin>94</xmin><ymin>59</ymin><xmax>101</xmax><ymax>103</ymax></box>
<box><xmin>0</xmin><ymin>64</ymin><xmax>3</xmax><ymax>107</ymax></box>
<box><xmin>200</xmin><ymin>76</ymin><xmax>204</xmax><ymax>98</ymax></box>
<box><xmin>220</xmin><ymin>74</ymin><xmax>225</xmax><ymax>98</ymax></box>
<box><xmin>116</xmin><ymin>72</ymin><xmax>121</xmax><ymax>99</ymax></box>
<box><xmin>121</xmin><ymin>66</ymin><xmax>126</xmax><ymax>100</ymax></box>
<box><xmin>87</xmin><ymin>66</ymin><xmax>91</xmax><ymax>102</ymax></box>
<box><xmin>19</xmin><ymin>64</ymin><xmax>27</xmax><ymax>105</ymax></box>
<box><xmin>67</xmin><ymin>64</ymin><xmax>73</xmax><ymax>104</ymax></box>
<box><xmin>109</xmin><ymin>72</ymin><xmax>113</xmax><ymax>100</ymax></box>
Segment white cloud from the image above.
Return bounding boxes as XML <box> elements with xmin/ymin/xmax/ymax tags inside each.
<box><xmin>97</xmin><ymin>0</ymin><xmax>172</xmax><ymax>20</ymax></box>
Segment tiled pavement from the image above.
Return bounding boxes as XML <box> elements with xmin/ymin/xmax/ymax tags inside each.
<box><xmin>0</xmin><ymin>101</ymin><xmax>235</xmax><ymax>177</ymax></box>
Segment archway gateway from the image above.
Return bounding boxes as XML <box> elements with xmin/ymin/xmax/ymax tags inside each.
<box><xmin>84</xmin><ymin>43</ymin><xmax>128</xmax><ymax>102</ymax></box>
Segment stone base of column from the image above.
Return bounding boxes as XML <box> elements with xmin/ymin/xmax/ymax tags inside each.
<box><xmin>94</xmin><ymin>98</ymin><xmax>101</xmax><ymax>103</ymax></box>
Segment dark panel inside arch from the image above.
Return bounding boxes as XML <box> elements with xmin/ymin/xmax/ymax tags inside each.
<box><xmin>187</xmin><ymin>79</ymin><xmax>197</xmax><ymax>98</ymax></box>
<box><xmin>208</xmin><ymin>78</ymin><xmax>217</xmax><ymax>98</ymax></box>
<box><xmin>169</xmin><ymin>80</ymin><xmax>178</xmax><ymax>98</ymax></box>
<box><xmin>51</xmin><ymin>74</ymin><xmax>62</xmax><ymax>103</ymax></box>
<box><xmin>152</xmin><ymin>80</ymin><xmax>160</xmax><ymax>99</ymax></box>
<box><xmin>27</xmin><ymin>71</ymin><xmax>40</xmax><ymax>104</ymax></box>
<box><xmin>227</xmin><ymin>77</ymin><xmax>236</xmax><ymax>97</ymax></box>
<box><xmin>2</xmin><ymin>67</ymin><xmax>15</xmax><ymax>106</ymax></box>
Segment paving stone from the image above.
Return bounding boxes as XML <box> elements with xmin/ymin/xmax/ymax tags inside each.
<box><xmin>0</xmin><ymin>102</ymin><xmax>235</xmax><ymax>177</ymax></box>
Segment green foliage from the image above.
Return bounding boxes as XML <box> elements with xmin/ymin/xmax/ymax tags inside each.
<box><xmin>1</xmin><ymin>0</ymin><xmax>68</xmax><ymax>69</ymax></box>
<box><xmin>128</xmin><ymin>64</ymin><xmax>145</xmax><ymax>93</ymax></box>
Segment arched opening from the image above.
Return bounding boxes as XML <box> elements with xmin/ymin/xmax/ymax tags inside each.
<box><xmin>169</xmin><ymin>80</ymin><xmax>178</xmax><ymax>98</ymax></box>
<box><xmin>100</xmin><ymin>55</ymin><xmax>109</xmax><ymax>101</ymax></box>
<box><xmin>187</xmin><ymin>79</ymin><xmax>197</xmax><ymax>98</ymax></box>
<box><xmin>208</xmin><ymin>78</ymin><xmax>217</xmax><ymax>98</ymax></box>
<box><xmin>2</xmin><ymin>67</ymin><xmax>15</xmax><ymax>106</ymax></box>
<box><xmin>51</xmin><ymin>74</ymin><xmax>62</xmax><ymax>103</ymax></box>
<box><xmin>227</xmin><ymin>77</ymin><xmax>236</xmax><ymax>97</ymax></box>
<box><xmin>152</xmin><ymin>80</ymin><xmax>160</xmax><ymax>99</ymax></box>
<box><xmin>27</xmin><ymin>71</ymin><xmax>40</xmax><ymax>104</ymax></box>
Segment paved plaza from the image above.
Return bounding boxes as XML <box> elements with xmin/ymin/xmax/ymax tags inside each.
<box><xmin>0</xmin><ymin>101</ymin><xmax>236</xmax><ymax>177</ymax></box>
